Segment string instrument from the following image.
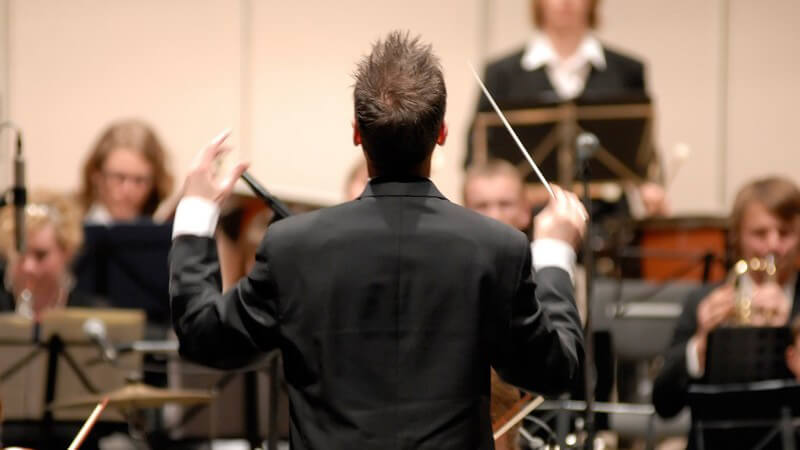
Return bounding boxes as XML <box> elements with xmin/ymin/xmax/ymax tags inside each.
<box><xmin>491</xmin><ymin>392</ymin><xmax>544</xmax><ymax>441</ymax></box>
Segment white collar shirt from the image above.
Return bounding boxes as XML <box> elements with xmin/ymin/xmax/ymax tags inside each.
<box><xmin>520</xmin><ymin>33</ymin><xmax>606</xmax><ymax>100</ymax></box>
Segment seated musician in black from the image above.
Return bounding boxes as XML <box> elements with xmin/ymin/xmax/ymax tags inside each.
<box><xmin>0</xmin><ymin>191</ymin><xmax>111</xmax><ymax>449</ymax></box>
<box><xmin>0</xmin><ymin>191</ymin><xmax>105</xmax><ymax>316</ymax></box>
<box><xmin>79</xmin><ymin>119</ymin><xmax>174</xmax><ymax>224</ymax></box>
<box><xmin>653</xmin><ymin>176</ymin><xmax>800</xmax><ymax>448</ymax></box>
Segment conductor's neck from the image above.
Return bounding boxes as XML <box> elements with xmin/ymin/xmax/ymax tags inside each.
<box><xmin>367</xmin><ymin>155</ymin><xmax>432</xmax><ymax>179</ymax></box>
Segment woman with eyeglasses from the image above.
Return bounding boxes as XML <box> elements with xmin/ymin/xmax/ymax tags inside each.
<box><xmin>79</xmin><ymin>119</ymin><xmax>174</xmax><ymax>224</ymax></box>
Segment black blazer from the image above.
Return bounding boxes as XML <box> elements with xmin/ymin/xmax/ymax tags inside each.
<box><xmin>652</xmin><ymin>276</ymin><xmax>800</xmax><ymax>449</ymax></box>
<box><xmin>170</xmin><ymin>177</ymin><xmax>583</xmax><ymax>450</ymax></box>
<box><xmin>465</xmin><ymin>44</ymin><xmax>646</xmax><ymax>167</ymax></box>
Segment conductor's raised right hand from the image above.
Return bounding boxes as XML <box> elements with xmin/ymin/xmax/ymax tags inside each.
<box><xmin>533</xmin><ymin>185</ymin><xmax>588</xmax><ymax>249</ymax></box>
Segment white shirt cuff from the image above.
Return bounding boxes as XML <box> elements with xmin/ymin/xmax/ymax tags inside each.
<box><xmin>172</xmin><ymin>196</ymin><xmax>220</xmax><ymax>239</ymax></box>
<box><xmin>531</xmin><ymin>238</ymin><xmax>576</xmax><ymax>282</ymax></box>
<box><xmin>686</xmin><ymin>336</ymin><xmax>704</xmax><ymax>379</ymax></box>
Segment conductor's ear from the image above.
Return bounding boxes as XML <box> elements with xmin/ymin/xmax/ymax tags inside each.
<box><xmin>437</xmin><ymin>121</ymin><xmax>448</xmax><ymax>146</ymax></box>
<box><xmin>353</xmin><ymin>120</ymin><xmax>362</xmax><ymax>146</ymax></box>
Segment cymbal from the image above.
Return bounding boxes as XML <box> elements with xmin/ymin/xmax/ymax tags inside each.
<box><xmin>50</xmin><ymin>383</ymin><xmax>213</xmax><ymax>410</ymax></box>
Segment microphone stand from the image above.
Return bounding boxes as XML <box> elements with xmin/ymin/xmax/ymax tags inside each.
<box><xmin>576</xmin><ymin>133</ymin><xmax>598</xmax><ymax>450</ymax></box>
<box><xmin>0</xmin><ymin>121</ymin><xmax>25</xmax><ymax>252</ymax></box>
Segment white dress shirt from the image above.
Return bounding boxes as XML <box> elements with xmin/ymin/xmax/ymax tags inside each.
<box><xmin>84</xmin><ymin>203</ymin><xmax>114</xmax><ymax>225</ymax></box>
<box><xmin>520</xmin><ymin>33</ymin><xmax>606</xmax><ymax>100</ymax></box>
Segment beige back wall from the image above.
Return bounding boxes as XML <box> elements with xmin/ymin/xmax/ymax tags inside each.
<box><xmin>0</xmin><ymin>0</ymin><xmax>797</xmax><ymax>213</ymax></box>
<box><xmin>0</xmin><ymin>0</ymin><xmax>9</xmax><ymax>177</ymax></box>
<box><xmin>247</xmin><ymin>1</ymin><xmax>481</xmax><ymax>204</ymax></box>
<box><xmin>5</xmin><ymin>0</ymin><xmax>244</xmax><ymax>201</ymax></box>
<box><xmin>726</xmin><ymin>0</ymin><xmax>800</xmax><ymax>203</ymax></box>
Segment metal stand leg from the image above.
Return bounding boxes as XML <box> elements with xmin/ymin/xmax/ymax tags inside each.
<box><xmin>781</xmin><ymin>406</ymin><xmax>796</xmax><ymax>450</ymax></box>
<box><xmin>646</xmin><ymin>412</ymin><xmax>655</xmax><ymax>450</ymax></box>
<box><xmin>267</xmin><ymin>357</ymin><xmax>280</xmax><ymax>450</ymax></box>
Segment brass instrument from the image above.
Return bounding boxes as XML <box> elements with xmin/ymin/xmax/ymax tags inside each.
<box><xmin>729</xmin><ymin>254</ymin><xmax>777</xmax><ymax>325</ymax></box>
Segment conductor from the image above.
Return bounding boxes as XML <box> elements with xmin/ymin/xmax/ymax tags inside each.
<box><xmin>169</xmin><ymin>31</ymin><xmax>586</xmax><ymax>450</ymax></box>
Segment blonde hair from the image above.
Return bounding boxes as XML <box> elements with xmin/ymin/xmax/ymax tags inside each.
<box><xmin>729</xmin><ymin>176</ymin><xmax>800</xmax><ymax>258</ymax></box>
<box><xmin>78</xmin><ymin>119</ymin><xmax>174</xmax><ymax>217</ymax></box>
<box><xmin>0</xmin><ymin>190</ymin><xmax>83</xmax><ymax>259</ymax></box>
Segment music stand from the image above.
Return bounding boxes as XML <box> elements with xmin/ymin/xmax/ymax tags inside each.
<box><xmin>689</xmin><ymin>327</ymin><xmax>797</xmax><ymax>449</ymax></box>
<box><xmin>0</xmin><ymin>308</ymin><xmax>144</xmax><ymax>447</ymax></box>
<box><xmin>166</xmin><ymin>352</ymin><xmax>288</xmax><ymax>448</ymax></box>
<box><xmin>471</xmin><ymin>94</ymin><xmax>656</xmax><ymax>189</ymax></box>
<box><xmin>473</xmin><ymin>95</ymin><xmax>655</xmax><ymax>448</ymax></box>
<box><xmin>706</xmin><ymin>327</ymin><xmax>793</xmax><ymax>384</ymax></box>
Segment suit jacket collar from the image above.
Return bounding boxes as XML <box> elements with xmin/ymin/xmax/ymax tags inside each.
<box><xmin>359</xmin><ymin>176</ymin><xmax>447</xmax><ymax>200</ymax></box>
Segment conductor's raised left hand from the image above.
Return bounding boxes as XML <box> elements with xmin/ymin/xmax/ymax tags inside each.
<box><xmin>182</xmin><ymin>129</ymin><xmax>249</xmax><ymax>205</ymax></box>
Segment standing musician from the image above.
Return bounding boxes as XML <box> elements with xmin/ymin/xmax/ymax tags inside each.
<box><xmin>653</xmin><ymin>176</ymin><xmax>800</xmax><ymax>447</ymax></box>
<box><xmin>169</xmin><ymin>31</ymin><xmax>587</xmax><ymax>449</ymax></box>
<box><xmin>467</xmin><ymin>0</ymin><xmax>668</xmax><ymax>218</ymax></box>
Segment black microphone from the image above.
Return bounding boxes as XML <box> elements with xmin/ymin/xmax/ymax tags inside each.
<box><xmin>575</xmin><ymin>132</ymin><xmax>599</xmax><ymax>162</ymax></box>
<box><xmin>83</xmin><ymin>318</ymin><xmax>118</xmax><ymax>363</ymax></box>
<box><xmin>13</xmin><ymin>133</ymin><xmax>25</xmax><ymax>253</ymax></box>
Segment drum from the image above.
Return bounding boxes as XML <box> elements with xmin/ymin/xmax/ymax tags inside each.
<box><xmin>636</xmin><ymin>216</ymin><xmax>729</xmax><ymax>282</ymax></box>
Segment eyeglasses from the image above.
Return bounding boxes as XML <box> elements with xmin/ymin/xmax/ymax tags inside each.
<box><xmin>101</xmin><ymin>170</ymin><xmax>153</xmax><ymax>187</ymax></box>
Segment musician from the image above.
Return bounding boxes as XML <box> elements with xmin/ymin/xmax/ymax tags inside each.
<box><xmin>170</xmin><ymin>31</ymin><xmax>586</xmax><ymax>449</ymax></box>
<box><xmin>79</xmin><ymin>119</ymin><xmax>174</xmax><ymax>224</ymax></box>
<box><xmin>0</xmin><ymin>191</ymin><xmax>104</xmax><ymax>317</ymax></box>
<box><xmin>467</xmin><ymin>0</ymin><xmax>667</xmax><ymax>219</ymax></box>
<box><xmin>463</xmin><ymin>159</ymin><xmax>532</xmax><ymax>235</ymax></box>
<box><xmin>653</xmin><ymin>176</ymin><xmax>800</xmax><ymax>446</ymax></box>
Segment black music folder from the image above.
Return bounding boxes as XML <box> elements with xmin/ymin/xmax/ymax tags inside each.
<box><xmin>73</xmin><ymin>223</ymin><xmax>173</xmax><ymax>324</ymax></box>
<box><xmin>705</xmin><ymin>326</ymin><xmax>793</xmax><ymax>384</ymax></box>
<box><xmin>688</xmin><ymin>327</ymin><xmax>797</xmax><ymax>449</ymax></box>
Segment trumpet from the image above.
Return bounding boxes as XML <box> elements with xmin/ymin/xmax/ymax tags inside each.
<box><xmin>728</xmin><ymin>254</ymin><xmax>777</xmax><ymax>325</ymax></box>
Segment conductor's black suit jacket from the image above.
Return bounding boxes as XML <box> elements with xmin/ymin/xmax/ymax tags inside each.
<box><xmin>170</xmin><ymin>177</ymin><xmax>584</xmax><ymax>450</ymax></box>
